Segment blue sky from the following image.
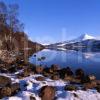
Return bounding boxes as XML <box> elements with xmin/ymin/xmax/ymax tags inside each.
<box><xmin>1</xmin><ymin>0</ymin><xmax>100</xmax><ymax>44</ymax></box>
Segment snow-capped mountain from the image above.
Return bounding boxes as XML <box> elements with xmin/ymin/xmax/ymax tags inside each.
<box><xmin>69</xmin><ymin>34</ymin><xmax>96</xmax><ymax>43</ymax></box>
<box><xmin>46</xmin><ymin>34</ymin><xmax>100</xmax><ymax>52</ymax></box>
<box><xmin>78</xmin><ymin>34</ymin><xmax>95</xmax><ymax>40</ymax></box>
<box><xmin>48</xmin><ymin>34</ymin><xmax>97</xmax><ymax>46</ymax></box>
<box><xmin>57</xmin><ymin>34</ymin><xmax>96</xmax><ymax>46</ymax></box>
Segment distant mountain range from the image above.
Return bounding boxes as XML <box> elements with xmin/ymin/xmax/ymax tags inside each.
<box><xmin>46</xmin><ymin>34</ymin><xmax>100</xmax><ymax>52</ymax></box>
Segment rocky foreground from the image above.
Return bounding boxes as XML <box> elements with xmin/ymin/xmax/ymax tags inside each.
<box><xmin>0</xmin><ymin>58</ymin><xmax>100</xmax><ymax>100</ymax></box>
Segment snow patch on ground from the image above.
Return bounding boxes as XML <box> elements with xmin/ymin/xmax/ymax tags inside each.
<box><xmin>1</xmin><ymin>74</ymin><xmax>100</xmax><ymax>100</ymax></box>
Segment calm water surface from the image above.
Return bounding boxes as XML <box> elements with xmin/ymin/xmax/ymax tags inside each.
<box><xmin>29</xmin><ymin>49</ymin><xmax>100</xmax><ymax>79</ymax></box>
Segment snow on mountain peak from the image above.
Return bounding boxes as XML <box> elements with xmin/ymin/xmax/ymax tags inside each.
<box><xmin>68</xmin><ymin>34</ymin><xmax>96</xmax><ymax>43</ymax></box>
<box><xmin>79</xmin><ymin>34</ymin><xmax>95</xmax><ymax>41</ymax></box>
<box><xmin>49</xmin><ymin>33</ymin><xmax>99</xmax><ymax>47</ymax></box>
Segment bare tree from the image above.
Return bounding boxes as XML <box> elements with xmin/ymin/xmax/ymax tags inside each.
<box><xmin>0</xmin><ymin>2</ymin><xmax>24</xmax><ymax>51</ymax></box>
<box><xmin>0</xmin><ymin>2</ymin><xmax>7</xmax><ymax>26</ymax></box>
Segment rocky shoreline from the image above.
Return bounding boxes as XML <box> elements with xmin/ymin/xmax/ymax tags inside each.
<box><xmin>0</xmin><ymin>55</ymin><xmax>100</xmax><ymax>99</ymax></box>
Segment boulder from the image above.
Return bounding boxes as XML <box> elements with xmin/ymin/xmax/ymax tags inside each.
<box><xmin>73</xmin><ymin>93</ymin><xmax>79</xmax><ymax>98</ymax></box>
<box><xmin>59</xmin><ymin>68</ymin><xmax>66</xmax><ymax>79</ymax></box>
<box><xmin>64</xmin><ymin>74</ymin><xmax>73</xmax><ymax>81</ymax></box>
<box><xmin>51</xmin><ymin>74</ymin><xmax>60</xmax><ymax>80</ymax></box>
<box><xmin>11</xmin><ymin>83</ymin><xmax>20</xmax><ymax>95</ymax></box>
<box><xmin>59</xmin><ymin>67</ymin><xmax>73</xmax><ymax>79</ymax></box>
<box><xmin>70</xmin><ymin>78</ymin><xmax>81</xmax><ymax>84</ymax></box>
<box><xmin>39</xmin><ymin>86</ymin><xmax>56</xmax><ymax>100</ymax></box>
<box><xmin>43</xmin><ymin>67</ymin><xmax>50</xmax><ymax>73</ymax></box>
<box><xmin>35</xmin><ymin>76</ymin><xmax>45</xmax><ymax>81</ymax></box>
<box><xmin>16</xmin><ymin>73</ymin><xmax>24</xmax><ymax>79</ymax></box>
<box><xmin>96</xmin><ymin>80</ymin><xmax>100</xmax><ymax>85</ymax></box>
<box><xmin>50</xmin><ymin>64</ymin><xmax>60</xmax><ymax>72</ymax></box>
<box><xmin>65</xmin><ymin>67</ymin><xmax>73</xmax><ymax>76</ymax></box>
<box><xmin>35</xmin><ymin>66</ymin><xmax>44</xmax><ymax>74</ymax></box>
<box><xmin>43</xmin><ymin>72</ymin><xmax>50</xmax><ymax>77</ymax></box>
<box><xmin>22</xmin><ymin>68</ymin><xmax>31</xmax><ymax>77</ymax></box>
<box><xmin>84</xmin><ymin>81</ymin><xmax>97</xmax><ymax>90</ymax></box>
<box><xmin>0</xmin><ymin>87</ymin><xmax>11</xmax><ymax>98</ymax></box>
<box><xmin>88</xmin><ymin>75</ymin><xmax>96</xmax><ymax>81</ymax></box>
<box><xmin>81</xmin><ymin>75</ymin><xmax>91</xmax><ymax>83</ymax></box>
<box><xmin>75</xmin><ymin>68</ymin><xmax>85</xmax><ymax>79</ymax></box>
<box><xmin>30</xmin><ymin>96</ymin><xmax>36</xmax><ymax>100</ymax></box>
<box><xmin>8</xmin><ymin>66</ymin><xmax>17</xmax><ymax>73</ymax></box>
<box><xmin>0</xmin><ymin>76</ymin><xmax>11</xmax><ymax>87</ymax></box>
<box><xmin>96</xmin><ymin>85</ymin><xmax>100</xmax><ymax>93</ymax></box>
